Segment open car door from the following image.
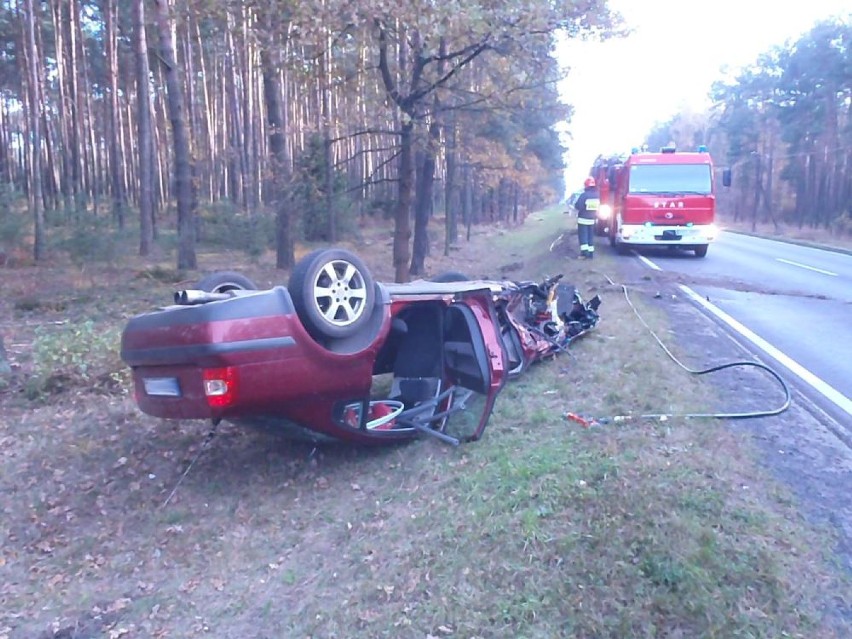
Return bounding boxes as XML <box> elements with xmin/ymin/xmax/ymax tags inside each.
<box><xmin>437</xmin><ymin>292</ymin><xmax>508</xmax><ymax>442</ymax></box>
<box><xmin>363</xmin><ymin>285</ymin><xmax>509</xmax><ymax>445</ymax></box>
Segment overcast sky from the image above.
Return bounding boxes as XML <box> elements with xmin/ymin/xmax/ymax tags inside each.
<box><xmin>557</xmin><ymin>0</ymin><xmax>851</xmax><ymax>192</ymax></box>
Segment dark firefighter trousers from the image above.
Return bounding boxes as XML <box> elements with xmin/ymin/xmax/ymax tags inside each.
<box><xmin>578</xmin><ymin>219</ymin><xmax>595</xmax><ymax>256</ymax></box>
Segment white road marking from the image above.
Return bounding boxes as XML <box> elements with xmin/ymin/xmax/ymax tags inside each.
<box><xmin>776</xmin><ymin>258</ymin><xmax>837</xmax><ymax>277</ymax></box>
<box><xmin>636</xmin><ymin>254</ymin><xmax>661</xmax><ymax>271</ymax></box>
<box><xmin>678</xmin><ymin>284</ymin><xmax>852</xmax><ymax>417</ymax></box>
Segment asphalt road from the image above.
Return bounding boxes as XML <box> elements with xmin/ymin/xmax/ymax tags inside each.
<box><xmin>619</xmin><ymin>231</ymin><xmax>852</xmax><ymax>426</ymax></box>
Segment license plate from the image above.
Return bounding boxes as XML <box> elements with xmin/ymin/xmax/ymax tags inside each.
<box><xmin>143</xmin><ymin>377</ymin><xmax>181</xmax><ymax>397</ymax></box>
<box><xmin>662</xmin><ymin>230</ymin><xmax>681</xmax><ymax>240</ymax></box>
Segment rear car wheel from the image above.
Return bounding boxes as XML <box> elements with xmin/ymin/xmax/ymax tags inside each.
<box><xmin>289</xmin><ymin>248</ymin><xmax>376</xmax><ymax>339</ymax></box>
<box><xmin>694</xmin><ymin>245</ymin><xmax>708</xmax><ymax>258</ymax></box>
<box><xmin>196</xmin><ymin>271</ymin><xmax>258</xmax><ymax>293</ymax></box>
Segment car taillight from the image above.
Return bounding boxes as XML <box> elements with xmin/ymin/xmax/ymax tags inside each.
<box><xmin>203</xmin><ymin>367</ymin><xmax>238</xmax><ymax>408</ymax></box>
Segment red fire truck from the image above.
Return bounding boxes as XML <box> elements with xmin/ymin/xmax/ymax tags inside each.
<box><xmin>590</xmin><ymin>146</ymin><xmax>728</xmax><ymax>257</ymax></box>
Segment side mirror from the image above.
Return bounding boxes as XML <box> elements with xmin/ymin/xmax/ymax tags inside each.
<box><xmin>722</xmin><ymin>168</ymin><xmax>732</xmax><ymax>187</ymax></box>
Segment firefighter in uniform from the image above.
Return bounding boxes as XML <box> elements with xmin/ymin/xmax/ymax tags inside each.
<box><xmin>575</xmin><ymin>177</ymin><xmax>600</xmax><ymax>259</ymax></box>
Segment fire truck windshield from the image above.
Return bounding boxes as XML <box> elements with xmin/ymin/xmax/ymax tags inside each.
<box><xmin>628</xmin><ymin>164</ymin><xmax>712</xmax><ymax>195</ymax></box>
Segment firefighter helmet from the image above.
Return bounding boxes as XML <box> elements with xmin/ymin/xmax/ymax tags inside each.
<box><xmin>584</xmin><ymin>177</ymin><xmax>596</xmax><ymax>188</ymax></box>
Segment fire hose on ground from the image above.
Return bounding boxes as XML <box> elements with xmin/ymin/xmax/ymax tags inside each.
<box><xmin>564</xmin><ymin>274</ymin><xmax>791</xmax><ymax>428</ymax></box>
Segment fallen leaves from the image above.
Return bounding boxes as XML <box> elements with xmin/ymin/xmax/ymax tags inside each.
<box><xmin>105</xmin><ymin>598</ymin><xmax>132</xmax><ymax>614</ymax></box>
<box><xmin>179</xmin><ymin>578</ymin><xmax>199</xmax><ymax>593</ymax></box>
<box><xmin>357</xmin><ymin>609</ymin><xmax>382</xmax><ymax>623</ymax></box>
<box><xmin>34</xmin><ymin>540</ymin><xmax>54</xmax><ymax>554</ymax></box>
<box><xmin>46</xmin><ymin>574</ymin><xmax>64</xmax><ymax>589</ymax></box>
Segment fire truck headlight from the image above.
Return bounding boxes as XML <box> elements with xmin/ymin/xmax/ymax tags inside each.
<box><xmin>598</xmin><ymin>204</ymin><xmax>612</xmax><ymax>220</ymax></box>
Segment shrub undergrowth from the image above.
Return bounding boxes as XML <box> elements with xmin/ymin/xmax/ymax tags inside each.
<box><xmin>27</xmin><ymin>320</ymin><xmax>128</xmax><ymax>399</ymax></box>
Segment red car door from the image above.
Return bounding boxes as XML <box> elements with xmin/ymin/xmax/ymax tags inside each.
<box><xmin>443</xmin><ymin>291</ymin><xmax>508</xmax><ymax>441</ymax></box>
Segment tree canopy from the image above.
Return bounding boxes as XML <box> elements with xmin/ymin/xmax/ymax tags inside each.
<box><xmin>0</xmin><ymin>0</ymin><xmax>621</xmax><ymax>279</ymax></box>
<box><xmin>648</xmin><ymin>17</ymin><xmax>851</xmax><ymax>232</ymax></box>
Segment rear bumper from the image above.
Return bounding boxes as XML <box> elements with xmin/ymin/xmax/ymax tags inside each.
<box><xmin>123</xmin><ymin>335</ymin><xmax>297</xmax><ymax>367</ymax></box>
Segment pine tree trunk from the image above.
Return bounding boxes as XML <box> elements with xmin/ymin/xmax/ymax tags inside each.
<box><xmin>260</xmin><ymin>29</ymin><xmax>295</xmax><ymax>269</ymax></box>
<box><xmin>66</xmin><ymin>0</ymin><xmax>83</xmax><ymax>212</ymax></box>
<box><xmin>240</xmin><ymin>7</ymin><xmax>257</xmax><ymax>211</ymax></box>
<box><xmin>189</xmin><ymin>16</ymin><xmax>215</xmax><ymax>202</ymax></box>
<box><xmin>48</xmin><ymin>0</ymin><xmax>71</xmax><ymax>214</ymax></box>
<box><xmin>225</xmin><ymin>15</ymin><xmax>243</xmax><ymax>206</ymax></box>
<box><xmin>0</xmin><ymin>104</ymin><xmax>8</xmax><ymax>184</ymax></box>
<box><xmin>444</xmin><ymin>108</ymin><xmax>457</xmax><ymax>256</ymax></box>
<box><xmin>134</xmin><ymin>0</ymin><xmax>154</xmax><ymax>256</ymax></box>
<box><xmin>410</xmin><ymin>36</ymin><xmax>446</xmax><ymax>276</ymax></box>
<box><xmin>391</xmin><ymin>120</ymin><xmax>413</xmax><ymax>283</ymax></box>
<box><xmin>462</xmin><ymin>164</ymin><xmax>472</xmax><ymax>242</ymax></box>
<box><xmin>320</xmin><ymin>45</ymin><xmax>336</xmax><ymax>243</ymax></box>
<box><xmin>105</xmin><ymin>0</ymin><xmax>125</xmax><ymax>229</ymax></box>
<box><xmin>154</xmin><ymin>0</ymin><xmax>196</xmax><ymax>270</ymax></box>
<box><xmin>410</xmin><ymin>120</ymin><xmax>438</xmax><ymax>276</ymax></box>
<box><xmin>513</xmin><ymin>182</ymin><xmax>519</xmax><ymax>224</ymax></box>
<box><xmin>24</xmin><ymin>0</ymin><xmax>45</xmax><ymax>261</ymax></box>
<box><xmin>71</xmin><ymin>0</ymin><xmax>97</xmax><ymax>212</ymax></box>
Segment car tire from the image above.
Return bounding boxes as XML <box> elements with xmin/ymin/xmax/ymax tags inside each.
<box><xmin>289</xmin><ymin>248</ymin><xmax>376</xmax><ymax>340</ymax></box>
<box><xmin>196</xmin><ymin>271</ymin><xmax>259</xmax><ymax>293</ymax></box>
<box><xmin>694</xmin><ymin>245</ymin><xmax>708</xmax><ymax>258</ymax></box>
<box><xmin>431</xmin><ymin>271</ymin><xmax>469</xmax><ymax>283</ymax></box>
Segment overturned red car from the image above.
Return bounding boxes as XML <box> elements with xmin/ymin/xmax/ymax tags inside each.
<box><xmin>120</xmin><ymin>248</ymin><xmax>600</xmax><ymax>445</ymax></box>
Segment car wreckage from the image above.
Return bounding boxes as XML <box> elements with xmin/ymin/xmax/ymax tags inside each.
<box><xmin>120</xmin><ymin>248</ymin><xmax>601</xmax><ymax>446</ymax></box>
